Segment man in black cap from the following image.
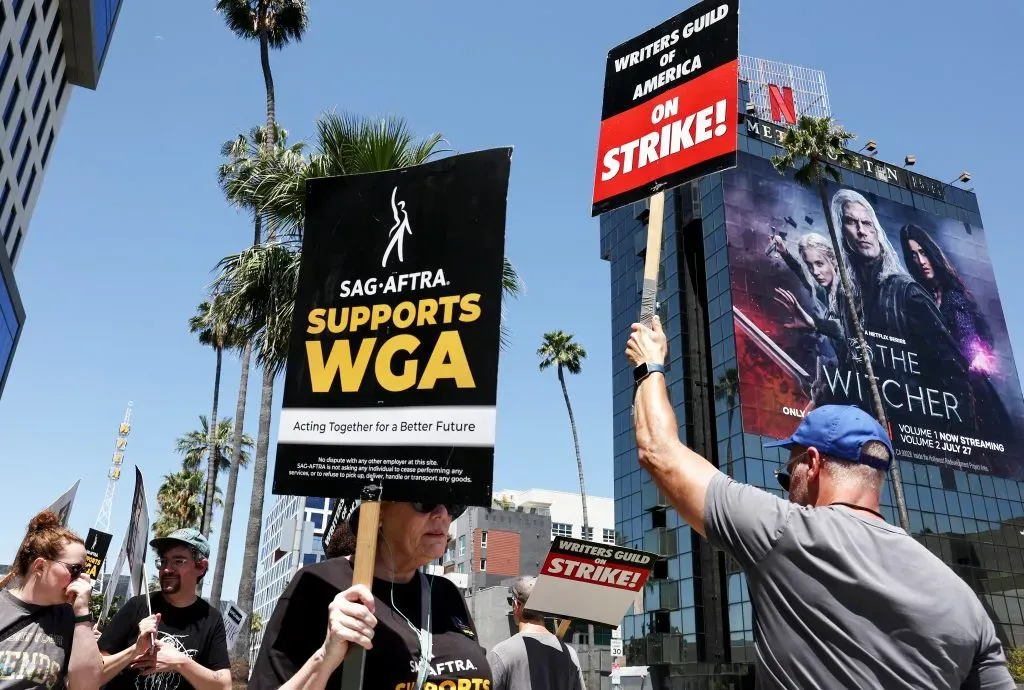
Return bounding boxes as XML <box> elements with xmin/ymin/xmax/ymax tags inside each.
<box><xmin>99</xmin><ymin>528</ymin><xmax>231</xmax><ymax>690</ymax></box>
<box><xmin>626</xmin><ymin>316</ymin><xmax>1013</xmax><ymax>689</ymax></box>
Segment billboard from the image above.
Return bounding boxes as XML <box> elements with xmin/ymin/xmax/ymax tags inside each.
<box><xmin>591</xmin><ymin>0</ymin><xmax>739</xmax><ymax>216</ymax></box>
<box><xmin>724</xmin><ymin>152</ymin><xmax>1024</xmax><ymax>480</ymax></box>
<box><xmin>273</xmin><ymin>148</ymin><xmax>511</xmax><ymax>507</ymax></box>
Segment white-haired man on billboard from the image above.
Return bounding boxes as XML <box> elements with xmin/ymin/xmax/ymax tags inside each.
<box><xmin>625</xmin><ymin>315</ymin><xmax>1013</xmax><ymax>689</ymax></box>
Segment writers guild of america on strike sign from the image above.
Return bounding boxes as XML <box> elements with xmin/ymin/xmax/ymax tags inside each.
<box><xmin>273</xmin><ymin>148</ymin><xmax>512</xmax><ymax>508</ymax></box>
<box><xmin>592</xmin><ymin>0</ymin><xmax>740</xmax><ymax>216</ymax></box>
<box><xmin>524</xmin><ymin>537</ymin><xmax>659</xmax><ymax>627</ymax></box>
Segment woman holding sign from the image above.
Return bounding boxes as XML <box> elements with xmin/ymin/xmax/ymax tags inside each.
<box><xmin>249</xmin><ymin>501</ymin><xmax>491</xmax><ymax>690</ymax></box>
<box><xmin>0</xmin><ymin>510</ymin><xmax>103</xmax><ymax>690</ymax></box>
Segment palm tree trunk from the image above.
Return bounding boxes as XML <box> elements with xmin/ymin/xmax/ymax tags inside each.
<box><xmin>210</xmin><ymin>340</ymin><xmax>252</xmax><ymax>609</ymax></box>
<box><xmin>816</xmin><ymin>180</ymin><xmax>910</xmax><ymax>532</ymax></box>
<box><xmin>233</xmin><ymin>362</ymin><xmax>275</xmax><ymax>666</ymax></box>
<box><xmin>556</xmin><ymin>365</ymin><xmax>595</xmax><ymax>689</ymax></box>
<box><xmin>258</xmin><ymin>0</ymin><xmax>276</xmax><ymax>150</ymax></box>
<box><xmin>201</xmin><ymin>346</ymin><xmax>223</xmax><ymax>538</ymax></box>
<box><xmin>557</xmin><ymin>365</ymin><xmax>589</xmax><ymax>533</ymax></box>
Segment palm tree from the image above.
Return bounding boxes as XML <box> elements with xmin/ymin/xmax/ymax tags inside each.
<box><xmin>770</xmin><ymin>115</ymin><xmax>910</xmax><ymax>532</ymax></box>
<box><xmin>176</xmin><ymin>416</ymin><xmax>254</xmax><ymax>472</ymax></box>
<box><xmin>538</xmin><ymin>331</ymin><xmax>590</xmax><ymax>532</ymax></box>
<box><xmin>214</xmin><ymin>0</ymin><xmax>308</xmax><ymax>153</ymax></box>
<box><xmin>209</xmin><ymin>125</ymin><xmax>304</xmax><ymax>611</ymax></box>
<box><xmin>153</xmin><ymin>470</ymin><xmax>209</xmax><ymax>536</ymax></box>
<box><xmin>189</xmin><ymin>297</ymin><xmax>244</xmax><ymax>537</ymax></box>
<box><xmin>715</xmin><ymin>368</ymin><xmax>739</xmax><ymax>478</ymax></box>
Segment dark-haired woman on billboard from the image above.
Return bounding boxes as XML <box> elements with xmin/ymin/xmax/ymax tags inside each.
<box><xmin>900</xmin><ymin>223</ymin><xmax>1013</xmax><ymax>450</ymax></box>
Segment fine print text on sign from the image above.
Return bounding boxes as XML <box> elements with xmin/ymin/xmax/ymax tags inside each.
<box><xmin>524</xmin><ymin>537</ymin><xmax>658</xmax><ymax>627</ymax></box>
<box><xmin>592</xmin><ymin>0</ymin><xmax>739</xmax><ymax>216</ymax></box>
<box><xmin>274</xmin><ymin>148</ymin><xmax>511</xmax><ymax>507</ymax></box>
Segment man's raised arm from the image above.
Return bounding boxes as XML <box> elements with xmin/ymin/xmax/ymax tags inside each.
<box><xmin>627</xmin><ymin>316</ymin><xmax>720</xmax><ymax>536</ymax></box>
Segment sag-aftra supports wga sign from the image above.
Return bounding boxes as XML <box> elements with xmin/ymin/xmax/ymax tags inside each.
<box><xmin>273</xmin><ymin>148</ymin><xmax>512</xmax><ymax>508</ymax></box>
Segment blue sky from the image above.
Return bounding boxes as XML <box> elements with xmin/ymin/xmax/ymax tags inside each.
<box><xmin>0</xmin><ymin>0</ymin><xmax>1021</xmax><ymax>602</ymax></box>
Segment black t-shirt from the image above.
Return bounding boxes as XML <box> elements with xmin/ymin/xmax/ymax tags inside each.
<box><xmin>0</xmin><ymin>590</ymin><xmax>74</xmax><ymax>690</ymax></box>
<box><xmin>98</xmin><ymin>593</ymin><xmax>230</xmax><ymax>690</ymax></box>
<box><xmin>250</xmin><ymin>558</ymin><xmax>491</xmax><ymax>690</ymax></box>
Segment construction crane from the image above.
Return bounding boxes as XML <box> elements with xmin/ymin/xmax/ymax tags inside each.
<box><xmin>93</xmin><ymin>402</ymin><xmax>133</xmax><ymax>593</ymax></box>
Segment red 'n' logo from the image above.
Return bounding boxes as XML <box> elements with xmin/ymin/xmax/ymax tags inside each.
<box><xmin>767</xmin><ymin>84</ymin><xmax>796</xmax><ymax>124</ymax></box>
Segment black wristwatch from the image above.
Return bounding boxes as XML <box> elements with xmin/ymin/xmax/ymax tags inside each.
<box><xmin>633</xmin><ymin>362</ymin><xmax>666</xmax><ymax>384</ymax></box>
<box><xmin>72</xmin><ymin>613</ymin><xmax>92</xmax><ymax>625</ymax></box>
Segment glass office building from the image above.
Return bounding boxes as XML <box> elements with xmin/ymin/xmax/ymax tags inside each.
<box><xmin>603</xmin><ymin>77</ymin><xmax>1024</xmax><ymax>688</ymax></box>
<box><xmin>0</xmin><ymin>0</ymin><xmax>123</xmax><ymax>398</ymax></box>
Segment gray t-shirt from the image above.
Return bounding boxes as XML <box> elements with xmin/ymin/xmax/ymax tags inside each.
<box><xmin>487</xmin><ymin>631</ymin><xmax>585</xmax><ymax>690</ymax></box>
<box><xmin>704</xmin><ymin>473</ymin><xmax>1014</xmax><ymax>689</ymax></box>
<box><xmin>0</xmin><ymin>590</ymin><xmax>74</xmax><ymax>690</ymax></box>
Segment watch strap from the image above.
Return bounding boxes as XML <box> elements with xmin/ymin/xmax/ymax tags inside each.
<box><xmin>634</xmin><ymin>362</ymin><xmax>666</xmax><ymax>383</ymax></box>
<box><xmin>72</xmin><ymin>614</ymin><xmax>92</xmax><ymax>625</ymax></box>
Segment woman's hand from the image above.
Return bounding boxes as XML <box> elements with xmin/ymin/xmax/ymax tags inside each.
<box><xmin>322</xmin><ymin>585</ymin><xmax>377</xmax><ymax>664</ymax></box>
<box><xmin>65</xmin><ymin>575</ymin><xmax>93</xmax><ymax>618</ymax></box>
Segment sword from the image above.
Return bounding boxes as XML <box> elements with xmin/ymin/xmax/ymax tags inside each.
<box><xmin>732</xmin><ymin>306</ymin><xmax>812</xmax><ymax>394</ymax></box>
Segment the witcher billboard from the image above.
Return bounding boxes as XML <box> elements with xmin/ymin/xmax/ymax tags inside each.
<box><xmin>724</xmin><ymin>152</ymin><xmax>1024</xmax><ymax>480</ymax></box>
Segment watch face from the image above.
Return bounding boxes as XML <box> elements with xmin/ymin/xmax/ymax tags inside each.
<box><xmin>633</xmin><ymin>363</ymin><xmax>649</xmax><ymax>382</ymax></box>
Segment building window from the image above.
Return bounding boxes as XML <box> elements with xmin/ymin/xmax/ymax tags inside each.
<box><xmin>480</xmin><ymin>530</ymin><xmax>487</xmax><ymax>548</ymax></box>
<box><xmin>603</xmin><ymin>528</ymin><xmax>616</xmax><ymax>544</ymax></box>
<box><xmin>583</xmin><ymin>526</ymin><xmax>594</xmax><ymax>541</ymax></box>
<box><xmin>20</xmin><ymin>8</ymin><xmax>35</xmax><ymax>53</ymax></box>
<box><xmin>21</xmin><ymin>165</ymin><xmax>36</xmax><ymax>206</ymax></box>
<box><xmin>0</xmin><ymin>47</ymin><xmax>14</xmax><ymax>88</ymax></box>
<box><xmin>0</xmin><ymin>182</ymin><xmax>10</xmax><ymax>218</ymax></box>
<box><xmin>479</xmin><ymin>558</ymin><xmax>486</xmax><ymax>572</ymax></box>
<box><xmin>10</xmin><ymin>113</ymin><xmax>26</xmax><ymax>154</ymax></box>
<box><xmin>3</xmin><ymin>206</ymin><xmax>16</xmax><ymax>243</ymax></box>
<box><xmin>26</xmin><ymin>43</ymin><xmax>41</xmax><ymax>85</ymax></box>
<box><xmin>41</xmin><ymin>0</ymin><xmax>51</xmax><ymax>18</ymax></box>
<box><xmin>552</xmin><ymin>523</ymin><xmax>572</xmax><ymax>538</ymax></box>
<box><xmin>49</xmin><ymin>44</ymin><xmax>63</xmax><ymax>80</ymax></box>
<box><xmin>456</xmin><ymin>562</ymin><xmax>465</xmax><ymax>574</ymax></box>
<box><xmin>458</xmin><ymin>535</ymin><xmax>466</xmax><ymax>557</ymax></box>
<box><xmin>35</xmin><ymin>104</ymin><xmax>49</xmax><ymax>143</ymax></box>
<box><xmin>31</xmin><ymin>75</ymin><xmax>44</xmax><ymax>115</ymax></box>
<box><xmin>3</xmin><ymin>80</ymin><xmax>20</xmax><ymax>126</ymax></box>
<box><xmin>46</xmin><ymin>11</ymin><xmax>59</xmax><ymax>49</ymax></box>
<box><xmin>16</xmin><ymin>143</ymin><xmax>30</xmax><ymax>181</ymax></box>
<box><xmin>12</xmin><ymin>0</ymin><xmax>24</xmax><ymax>17</ymax></box>
<box><xmin>10</xmin><ymin>230</ymin><xmax>22</xmax><ymax>262</ymax></box>
<box><xmin>54</xmin><ymin>74</ymin><xmax>66</xmax><ymax>105</ymax></box>
<box><xmin>41</xmin><ymin>129</ymin><xmax>52</xmax><ymax>165</ymax></box>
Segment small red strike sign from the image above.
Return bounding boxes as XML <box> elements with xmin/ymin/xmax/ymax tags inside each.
<box><xmin>540</xmin><ymin>553</ymin><xmax>648</xmax><ymax>592</ymax></box>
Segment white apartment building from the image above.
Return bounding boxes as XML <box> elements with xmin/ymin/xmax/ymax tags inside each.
<box><xmin>491</xmin><ymin>487</ymin><xmax>616</xmax><ymax>544</ymax></box>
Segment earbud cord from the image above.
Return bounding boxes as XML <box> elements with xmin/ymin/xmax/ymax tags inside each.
<box><xmin>382</xmin><ymin>531</ymin><xmax>434</xmax><ymax>690</ymax></box>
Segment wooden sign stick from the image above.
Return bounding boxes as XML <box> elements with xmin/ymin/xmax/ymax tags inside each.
<box><xmin>339</xmin><ymin>485</ymin><xmax>383</xmax><ymax>690</ymax></box>
<box><xmin>555</xmin><ymin>619</ymin><xmax>572</xmax><ymax>640</ymax></box>
<box><xmin>639</xmin><ymin>191</ymin><xmax>667</xmax><ymax>326</ymax></box>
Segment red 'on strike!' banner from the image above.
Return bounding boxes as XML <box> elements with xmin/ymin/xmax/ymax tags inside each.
<box><xmin>541</xmin><ymin>554</ymin><xmax>648</xmax><ymax>592</ymax></box>
<box><xmin>592</xmin><ymin>59</ymin><xmax>737</xmax><ymax>206</ymax></box>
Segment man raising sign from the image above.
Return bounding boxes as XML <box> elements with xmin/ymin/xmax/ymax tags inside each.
<box><xmin>626</xmin><ymin>315</ymin><xmax>1012</xmax><ymax>689</ymax></box>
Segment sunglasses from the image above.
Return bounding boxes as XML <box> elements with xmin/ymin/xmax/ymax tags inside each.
<box><xmin>54</xmin><ymin>561</ymin><xmax>86</xmax><ymax>579</ymax></box>
<box><xmin>774</xmin><ymin>450</ymin><xmax>810</xmax><ymax>493</ymax></box>
<box><xmin>411</xmin><ymin>502</ymin><xmax>466</xmax><ymax>520</ymax></box>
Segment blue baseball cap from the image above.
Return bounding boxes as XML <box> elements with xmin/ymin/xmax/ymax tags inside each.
<box><xmin>767</xmin><ymin>405</ymin><xmax>893</xmax><ymax>490</ymax></box>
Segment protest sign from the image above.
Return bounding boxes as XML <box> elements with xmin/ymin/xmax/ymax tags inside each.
<box><xmin>222</xmin><ymin>603</ymin><xmax>247</xmax><ymax>650</ymax></box>
<box><xmin>592</xmin><ymin>0</ymin><xmax>739</xmax><ymax>216</ymax></box>
<box><xmin>45</xmin><ymin>480</ymin><xmax>80</xmax><ymax>526</ymax></box>
<box><xmin>125</xmin><ymin>467</ymin><xmax>150</xmax><ymax>596</ymax></box>
<box><xmin>524</xmin><ymin>537</ymin><xmax>658</xmax><ymax>627</ymax></box>
<box><xmin>84</xmin><ymin>528</ymin><xmax>113</xmax><ymax>580</ymax></box>
<box><xmin>273</xmin><ymin>148</ymin><xmax>512</xmax><ymax>508</ymax></box>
